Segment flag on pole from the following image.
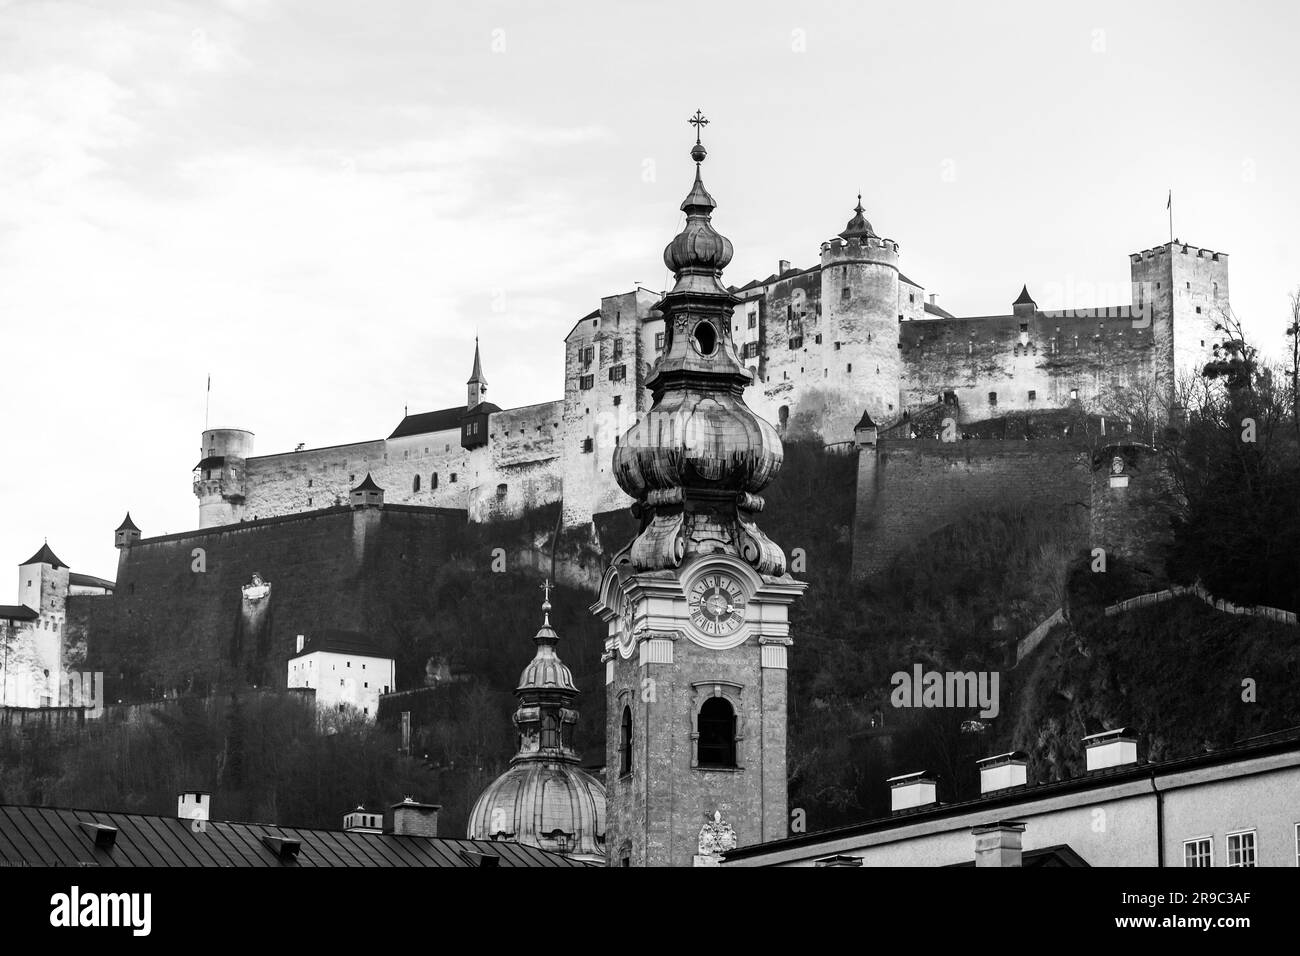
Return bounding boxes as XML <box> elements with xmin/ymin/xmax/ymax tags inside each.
<box><xmin>1166</xmin><ymin>190</ymin><xmax>1171</xmax><ymax>210</ymax></box>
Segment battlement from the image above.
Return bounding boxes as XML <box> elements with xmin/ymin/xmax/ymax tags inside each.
<box><xmin>820</xmin><ymin>235</ymin><xmax>900</xmax><ymax>264</ymax></box>
<box><xmin>1131</xmin><ymin>242</ymin><xmax>1228</xmax><ymax>263</ymax></box>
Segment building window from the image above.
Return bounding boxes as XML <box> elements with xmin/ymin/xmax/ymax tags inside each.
<box><xmin>581</xmin><ymin>345</ymin><xmax>594</xmax><ymax>367</ymax></box>
<box><xmin>697</xmin><ymin>697</ymin><xmax>737</xmax><ymax>768</ymax></box>
<box><xmin>496</xmin><ymin>483</ymin><xmax>507</xmax><ymax>498</ymax></box>
<box><xmin>609</xmin><ymin>364</ymin><xmax>626</xmax><ymax>382</ymax></box>
<box><xmin>612</xmin><ymin>339</ymin><xmax>623</xmax><ymax>360</ymax></box>
<box><xmin>1195</xmin><ymin>306</ymin><xmax>1202</xmax><ymax>314</ymax></box>
<box><xmin>582</xmin><ymin>437</ymin><xmax>594</xmax><ymax>453</ymax></box>
<box><xmin>613</xmin><ymin>394</ymin><xmax>622</xmax><ymax>406</ymax></box>
<box><xmin>814</xmin><ymin>333</ymin><xmax>822</xmax><ymax>344</ymax></box>
<box><xmin>307</xmin><ymin>497</ymin><xmax>312</xmax><ymax>506</ymax></box>
<box><xmin>1226</xmin><ymin>830</ymin><xmax>1256</xmax><ymax>867</ymax></box>
<box><xmin>450</xmin><ymin>473</ymin><xmax>457</xmax><ymax>483</ymax></box>
<box><xmin>789</xmin><ymin>336</ymin><xmax>803</xmax><ymax>350</ymax></box>
<box><xmin>786</xmin><ymin>305</ymin><xmax>792</xmax><ymax>322</ymax></box>
<box><xmin>743</xmin><ymin>342</ymin><xmax>759</xmax><ymax>359</ymax></box>
<box><xmin>748</xmin><ymin>313</ymin><xmax>757</xmax><ymax>329</ymax></box>
<box><xmin>655</xmin><ymin>332</ymin><xmax>665</xmax><ymax>350</ymax></box>
<box><xmin>909</xmin><ymin>293</ymin><xmax>915</xmax><ymax>303</ymax></box>
<box><xmin>1070</xmin><ymin>388</ymin><xmax>1079</xmax><ymax>400</ymax></box>
<box><xmin>847</xmin><ymin>364</ymin><xmax>852</xmax><ymax>373</ymax></box>
<box><xmin>413</xmin><ymin>475</ymin><xmax>421</xmax><ymax>492</ymax></box>
<box><xmin>988</xmin><ymin>391</ymin><xmax>997</xmax><ymax>407</ymax></box>
<box><xmin>431</xmin><ymin>472</ymin><xmax>438</xmax><ymax>489</ymax></box>
<box><xmin>778</xmin><ymin>405</ymin><xmax>789</xmax><ymax>428</ymax></box>
<box><xmin>1028</xmin><ymin>390</ymin><xmax>1036</xmax><ymax>401</ymax></box>
<box><xmin>1183</xmin><ymin>839</ymin><xmax>1212</xmax><ymax>867</ymax></box>
<box><xmin>579</xmin><ymin>373</ymin><xmax>594</xmax><ymax>390</ymax></box>
<box><xmin>307</xmin><ymin>479</ymin><xmax>313</xmax><ymax>488</ymax></box>
<box><xmin>619</xmin><ymin>706</ymin><xmax>632</xmax><ymax>776</ymax></box>
<box><xmin>841</xmin><ymin>286</ymin><xmax>850</xmax><ymax>300</ymax></box>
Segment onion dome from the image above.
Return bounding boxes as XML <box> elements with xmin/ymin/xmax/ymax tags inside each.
<box><xmin>466</xmin><ymin>580</ymin><xmax>606</xmax><ymax>862</ymax></box>
<box><xmin>663</xmin><ymin>166</ymin><xmax>735</xmax><ymax>285</ymax></box>
<box><xmin>838</xmin><ymin>194</ymin><xmax>877</xmax><ymax>240</ymax></box>
<box><xmin>613</xmin><ymin>388</ymin><xmax>783</xmax><ymax>498</ymax></box>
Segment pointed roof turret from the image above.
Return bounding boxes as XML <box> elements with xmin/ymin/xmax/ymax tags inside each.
<box><xmin>20</xmin><ymin>542</ymin><xmax>66</xmax><ymax>569</ymax></box>
<box><xmin>662</xmin><ymin>110</ymin><xmax>734</xmax><ymax>296</ymax></box>
<box><xmin>838</xmin><ymin>193</ymin><xmax>877</xmax><ymax>240</ymax></box>
<box><xmin>351</xmin><ymin>473</ymin><xmax>382</xmax><ymax>493</ymax></box>
<box><xmin>1013</xmin><ymin>284</ymin><xmax>1036</xmax><ymax>307</ymax></box>
<box><xmin>467</xmin><ymin>337</ymin><xmax>487</xmax><ymax>387</ymax></box>
<box><xmin>115</xmin><ymin>513</ymin><xmax>140</xmax><ymax>533</ymax></box>
<box><xmin>854</xmin><ymin>409</ymin><xmax>877</xmax><ymax>431</ymax></box>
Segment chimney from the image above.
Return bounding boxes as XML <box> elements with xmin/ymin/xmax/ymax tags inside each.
<box><xmin>972</xmin><ymin>821</ymin><xmax>1026</xmax><ymax>867</ymax></box>
<box><xmin>384</xmin><ymin>796</ymin><xmax>441</xmax><ymax>838</ymax></box>
<box><xmin>779</xmin><ymin>259</ymin><xmax>791</xmax><ymax>275</ymax></box>
<box><xmin>343</xmin><ymin>805</ymin><xmax>383</xmax><ymax>834</ymax></box>
<box><xmin>887</xmin><ymin>771</ymin><xmax>937</xmax><ymax>812</ymax></box>
<box><xmin>977</xmin><ymin>751</ymin><xmax>1029</xmax><ymax>794</ymax></box>
<box><xmin>928</xmin><ymin>294</ymin><xmax>937</xmax><ymax>305</ymax></box>
<box><xmin>1083</xmin><ymin>728</ymin><xmax>1138</xmax><ymax>771</ymax></box>
<box><xmin>177</xmin><ymin>790</ymin><xmax>210</xmax><ymax>822</ymax></box>
<box><xmin>296</xmin><ymin>634</ymin><xmax>305</xmax><ymax>654</ymax></box>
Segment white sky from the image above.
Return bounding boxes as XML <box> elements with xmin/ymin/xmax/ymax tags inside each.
<box><xmin>2</xmin><ymin>0</ymin><xmax>1298</xmax><ymax>581</ymax></box>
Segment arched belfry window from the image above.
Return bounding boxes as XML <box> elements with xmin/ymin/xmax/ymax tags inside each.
<box><xmin>541</xmin><ymin>713</ymin><xmax>559</xmax><ymax>749</ymax></box>
<box><xmin>619</xmin><ymin>706</ymin><xmax>633</xmax><ymax>776</ymax></box>
<box><xmin>697</xmin><ymin>697</ymin><xmax>737</xmax><ymax>768</ymax></box>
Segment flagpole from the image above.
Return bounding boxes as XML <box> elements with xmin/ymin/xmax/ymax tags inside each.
<box><xmin>1168</xmin><ymin>189</ymin><xmax>1173</xmax><ymax>245</ymax></box>
<box><xmin>205</xmin><ymin>374</ymin><xmax>211</xmax><ymax>432</ymax></box>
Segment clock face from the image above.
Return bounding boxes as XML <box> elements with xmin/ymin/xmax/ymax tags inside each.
<box><xmin>687</xmin><ymin>573</ymin><xmax>747</xmax><ymax>637</ymax></box>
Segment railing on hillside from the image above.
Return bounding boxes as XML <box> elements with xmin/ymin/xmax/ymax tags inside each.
<box><xmin>1104</xmin><ymin>583</ymin><xmax>1297</xmax><ymax>626</ymax></box>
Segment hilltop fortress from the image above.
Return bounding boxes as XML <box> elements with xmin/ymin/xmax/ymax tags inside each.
<box><xmin>193</xmin><ymin>197</ymin><xmax>1228</xmax><ymax>536</ymax></box>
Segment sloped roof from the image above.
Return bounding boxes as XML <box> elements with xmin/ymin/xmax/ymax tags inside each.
<box><xmin>0</xmin><ymin>804</ymin><xmax>586</xmax><ymax>867</ymax></box>
<box><xmin>923</xmin><ymin>300</ymin><xmax>956</xmax><ymax>319</ymax></box>
<box><xmin>387</xmin><ymin>406</ymin><xmax>468</xmax><ymax>440</ymax></box>
<box><xmin>351</xmin><ymin>473</ymin><xmax>383</xmax><ymax>493</ymax></box>
<box><xmin>115</xmin><ymin>513</ymin><xmax>140</xmax><ymax>533</ymax></box>
<box><xmin>68</xmin><ymin>572</ymin><xmax>115</xmax><ymax>591</ymax></box>
<box><xmin>19</xmin><ymin>543</ymin><xmax>66</xmax><ymax>569</ymax></box>
<box><xmin>290</xmin><ymin>629</ymin><xmax>386</xmax><ymax>660</ymax></box>
<box><xmin>854</xmin><ymin>410</ymin><xmax>877</xmax><ymax>431</ymax></box>
<box><xmin>0</xmin><ymin>605</ymin><xmax>38</xmax><ymax>621</ymax></box>
<box><xmin>1013</xmin><ymin>284</ymin><xmax>1036</xmax><ymax>306</ymax></box>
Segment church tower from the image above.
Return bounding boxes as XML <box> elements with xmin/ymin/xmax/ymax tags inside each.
<box><xmin>591</xmin><ymin>115</ymin><xmax>806</xmax><ymax>867</ymax></box>
<box><xmin>467</xmin><ymin>337</ymin><xmax>487</xmax><ymax>409</ymax></box>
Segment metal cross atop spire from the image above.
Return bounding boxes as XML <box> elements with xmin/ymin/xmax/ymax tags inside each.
<box><xmin>539</xmin><ymin>577</ymin><xmax>553</xmax><ymax>624</ymax></box>
<box><xmin>689</xmin><ymin>109</ymin><xmax>709</xmax><ymax>144</ymax></box>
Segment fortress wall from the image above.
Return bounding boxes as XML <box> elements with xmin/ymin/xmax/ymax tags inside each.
<box><xmin>852</xmin><ymin>438</ymin><xmax>1091</xmax><ymax>578</ymax></box>
<box><xmin>899</xmin><ymin>312</ymin><xmax>1157</xmax><ymax>421</ymax></box>
<box><xmin>80</xmin><ymin>506</ymin><xmax>466</xmax><ymax>700</ymax></box>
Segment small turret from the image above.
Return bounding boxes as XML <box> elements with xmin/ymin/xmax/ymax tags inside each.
<box><xmin>349</xmin><ymin>473</ymin><xmax>384</xmax><ymax>508</ymax></box>
<box><xmin>1012</xmin><ymin>284</ymin><xmax>1036</xmax><ymax>319</ymax></box>
<box><xmin>467</xmin><ymin>338</ymin><xmax>488</xmax><ymax>409</ymax></box>
<box><xmin>114</xmin><ymin>513</ymin><xmax>141</xmax><ymax>550</ymax></box>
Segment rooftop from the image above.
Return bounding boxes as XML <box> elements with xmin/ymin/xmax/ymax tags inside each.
<box><xmin>0</xmin><ymin>803</ymin><xmax>585</xmax><ymax>868</ymax></box>
<box><xmin>290</xmin><ymin>629</ymin><xmax>388</xmax><ymax>660</ymax></box>
<box><xmin>19</xmin><ymin>543</ymin><xmax>66</xmax><ymax>569</ymax></box>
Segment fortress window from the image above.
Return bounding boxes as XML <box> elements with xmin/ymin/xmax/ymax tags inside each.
<box><xmin>748</xmin><ymin>313</ymin><xmax>757</xmax><ymax>329</ymax></box>
<box><xmin>619</xmin><ymin>706</ymin><xmax>633</xmax><ymax>776</ymax></box>
<box><xmin>413</xmin><ymin>475</ymin><xmax>421</xmax><ymax>492</ymax></box>
<box><xmin>697</xmin><ymin>697</ymin><xmax>737</xmax><ymax>768</ymax></box>
<box><xmin>1195</xmin><ymin>306</ymin><xmax>1202</xmax><ymax>314</ymax></box>
<box><xmin>307</xmin><ymin>497</ymin><xmax>312</xmax><ymax>506</ymax></box>
<box><xmin>582</xmin><ymin>437</ymin><xmax>594</xmax><ymax>453</ymax></box>
<box><xmin>450</xmin><ymin>473</ymin><xmax>457</xmax><ymax>483</ymax></box>
<box><xmin>847</xmin><ymin>364</ymin><xmax>853</xmax><ymax>373</ymax></box>
<box><xmin>787</xmin><ymin>305</ymin><xmax>792</xmax><ymax>322</ymax></box>
<box><xmin>815</xmin><ymin>333</ymin><xmax>822</xmax><ymax>344</ymax></box>
<box><xmin>909</xmin><ymin>293</ymin><xmax>915</xmax><ymax>303</ymax></box>
<box><xmin>579</xmin><ymin>374</ymin><xmax>594</xmax><ymax>390</ymax></box>
<box><xmin>1186</xmin><ymin>281</ymin><xmax>1191</xmax><ymax>289</ymax></box>
<box><xmin>581</xmin><ymin>346</ymin><xmax>594</xmax><ymax>367</ymax></box>
<box><xmin>496</xmin><ymin>483</ymin><xmax>507</xmax><ymax>498</ymax></box>
<box><xmin>1019</xmin><ymin>323</ymin><xmax>1028</xmax><ymax>333</ymax></box>
<box><xmin>609</xmin><ymin>364</ymin><xmax>627</xmax><ymax>382</ymax></box>
<box><xmin>1028</xmin><ymin>390</ymin><xmax>1036</xmax><ymax>401</ymax></box>
<box><xmin>307</xmin><ymin>479</ymin><xmax>313</xmax><ymax>488</ymax></box>
<box><xmin>613</xmin><ymin>395</ymin><xmax>622</xmax><ymax>406</ymax></box>
<box><xmin>988</xmin><ymin>392</ymin><xmax>998</xmax><ymax>407</ymax></box>
<box><xmin>779</xmin><ymin>406</ymin><xmax>789</xmax><ymax>428</ymax></box>
<box><xmin>613</xmin><ymin>339</ymin><xmax>623</xmax><ymax>360</ymax></box>
<box><xmin>789</xmin><ymin>336</ymin><xmax>803</xmax><ymax>350</ymax></box>
<box><xmin>1070</xmin><ymin>388</ymin><xmax>1079</xmax><ymax>400</ymax></box>
<box><xmin>655</xmin><ymin>332</ymin><xmax>665</xmax><ymax>350</ymax></box>
<box><xmin>841</xmin><ymin>286</ymin><xmax>850</xmax><ymax>300</ymax></box>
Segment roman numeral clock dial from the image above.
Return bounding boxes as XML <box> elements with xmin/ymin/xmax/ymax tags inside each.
<box><xmin>687</xmin><ymin>574</ymin><xmax>747</xmax><ymax>638</ymax></box>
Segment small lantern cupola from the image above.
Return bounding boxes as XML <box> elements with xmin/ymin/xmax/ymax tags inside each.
<box><xmin>838</xmin><ymin>193</ymin><xmax>877</xmax><ymax>241</ymax></box>
<box><xmin>349</xmin><ymin>473</ymin><xmax>384</xmax><ymax>508</ymax></box>
<box><xmin>115</xmin><ymin>513</ymin><xmax>141</xmax><ymax>550</ymax></box>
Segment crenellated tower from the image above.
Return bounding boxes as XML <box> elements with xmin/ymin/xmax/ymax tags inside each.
<box><xmin>590</xmin><ymin>115</ymin><xmax>806</xmax><ymax>867</ymax></box>
<box><xmin>818</xmin><ymin>196</ymin><xmax>904</xmax><ymax>440</ymax></box>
